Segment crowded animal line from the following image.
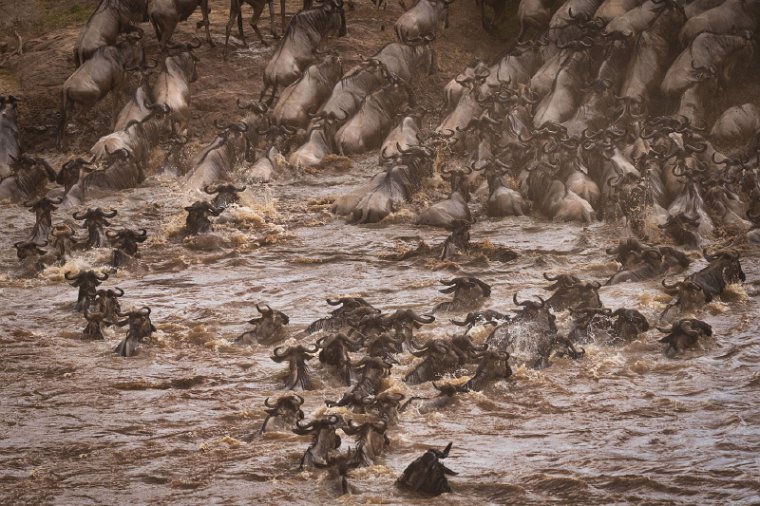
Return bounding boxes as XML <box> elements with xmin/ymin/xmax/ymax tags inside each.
<box><xmin>1</xmin><ymin>0</ymin><xmax>759</xmax><ymax>502</ymax></box>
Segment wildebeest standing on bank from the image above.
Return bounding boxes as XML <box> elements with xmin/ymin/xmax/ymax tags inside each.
<box><xmin>74</xmin><ymin>0</ymin><xmax>148</xmax><ymax>67</ymax></box>
<box><xmin>57</xmin><ymin>34</ymin><xmax>146</xmax><ymax>150</ymax></box>
<box><xmin>0</xmin><ymin>95</ymin><xmax>20</xmax><ymax>178</ymax></box>
<box><xmin>148</xmin><ymin>0</ymin><xmax>212</xmax><ymax>51</ymax></box>
<box><xmin>260</xmin><ymin>0</ymin><xmax>347</xmax><ymax>104</ymax></box>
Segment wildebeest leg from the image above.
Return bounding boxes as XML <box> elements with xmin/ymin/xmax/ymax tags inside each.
<box><xmin>267</xmin><ymin>82</ymin><xmax>278</xmax><ymax>106</ymax></box>
<box><xmin>279</xmin><ymin>0</ymin><xmax>286</xmax><ymax>35</ymax></box>
<box><xmin>225</xmin><ymin>0</ymin><xmax>240</xmax><ymax>58</ymax></box>
<box><xmin>57</xmin><ymin>90</ymin><xmax>70</xmax><ymax>151</ymax></box>
<box><xmin>200</xmin><ymin>0</ymin><xmax>213</xmax><ymax>46</ymax></box>
<box><xmin>250</xmin><ymin>1</ymin><xmax>268</xmax><ymax>46</ymax></box>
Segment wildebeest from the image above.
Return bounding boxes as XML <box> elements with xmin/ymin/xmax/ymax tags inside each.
<box><xmin>184</xmin><ymin>200</ymin><xmax>223</xmax><ymax>235</ymax></box>
<box><xmin>66</xmin><ymin>269</ymin><xmax>109</xmax><ymax>312</ymax></box>
<box><xmin>260</xmin><ymin>0</ymin><xmax>346</xmax><ymax>104</ymax></box>
<box><xmin>293</xmin><ymin>415</ymin><xmax>343</xmax><ymax>469</ymax></box>
<box><xmin>151</xmin><ymin>45</ymin><xmax>201</xmax><ymax>139</ymax></box>
<box><xmin>73</xmin><ymin>207</ymin><xmax>117</xmax><ymax>249</ymax></box>
<box><xmin>58</xmin><ymin>35</ymin><xmax>146</xmax><ymax>149</ymax></box>
<box><xmin>74</xmin><ymin>0</ymin><xmax>147</xmax><ymax>67</ymax></box>
<box><xmin>0</xmin><ymin>156</ymin><xmax>56</xmax><ymax>202</ymax></box>
<box><xmin>185</xmin><ymin>122</ymin><xmax>249</xmax><ymax>191</ymax></box>
<box><xmin>260</xmin><ymin>393</ymin><xmax>305</xmax><ymax>433</ymax></box>
<box><xmin>107</xmin><ymin>227</ymin><xmax>147</xmax><ymax>267</ymax></box>
<box><xmin>25</xmin><ymin>196</ymin><xmax>62</xmax><ymax>243</ymax></box>
<box><xmin>270</xmin><ymin>55</ymin><xmax>343</xmax><ymax>129</ymax></box>
<box><xmin>397</xmin><ymin>442</ymin><xmax>456</xmax><ymax>496</ymax></box>
<box><xmin>225</xmin><ymin>0</ymin><xmax>288</xmax><ymax>55</ymax></box>
<box><xmin>0</xmin><ymin>96</ymin><xmax>20</xmax><ymax>178</ymax></box>
<box><xmin>148</xmin><ymin>0</ymin><xmax>212</xmax><ymax>51</ymax></box>
<box><xmin>235</xmin><ymin>304</ymin><xmax>290</xmax><ymax>345</ymax></box>
<box><xmin>660</xmin><ymin>248</ymin><xmax>745</xmax><ymax>319</ymax></box>
<box><xmin>657</xmin><ymin>318</ymin><xmax>712</xmax><ymax>357</ymax></box>
<box><xmin>271</xmin><ymin>343</ymin><xmax>319</xmax><ymax>390</ymax></box>
<box><xmin>395</xmin><ymin>0</ymin><xmax>452</xmax><ymax>43</ymax></box>
<box><xmin>115</xmin><ymin>306</ymin><xmax>156</xmax><ymax>357</ymax></box>
<box><xmin>433</xmin><ymin>277</ymin><xmax>491</xmax><ymax>312</ymax></box>
<box><xmin>335</xmin><ymin>78</ymin><xmax>414</xmax><ymax>155</ymax></box>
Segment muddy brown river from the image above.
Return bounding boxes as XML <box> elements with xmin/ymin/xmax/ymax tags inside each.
<box><xmin>2</xmin><ymin>0</ymin><xmax>760</xmax><ymax>502</ymax></box>
<box><xmin>1</xmin><ymin>152</ymin><xmax>759</xmax><ymax>504</ymax></box>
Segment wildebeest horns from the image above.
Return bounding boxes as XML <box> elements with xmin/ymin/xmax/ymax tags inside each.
<box><xmin>204</xmin><ymin>184</ymin><xmax>246</xmax><ymax>194</ymax></box>
<box><xmin>513</xmin><ymin>292</ymin><xmax>545</xmax><ymax>307</ymax></box>
<box><xmin>214</xmin><ymin>120</ymin><xmax>249</xmax><ymax>133</ymax></box>
<box><xmin>23</xmin><ymin>196</ymin><xmax>63</xmax><ymax>207</ymax></box>
<box><xmin>264</xmin><ymin>393</ymin><xmax>304</xmax><ymax>407</ymax></box>
<box><xmin>117</xmin><ymin>306</ymin><xmax>151</xmax><ymax>316</ymax></box>
<box><xmin>236</xmin><ymin>99</ymin><xmax>268</xmax><ymax>113</ymax></box>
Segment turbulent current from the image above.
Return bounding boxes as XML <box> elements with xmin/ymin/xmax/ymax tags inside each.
<box><xmin>1</xmin><ymin>153</ymin><xmax>758</xmax><ymax>504</ymax></box>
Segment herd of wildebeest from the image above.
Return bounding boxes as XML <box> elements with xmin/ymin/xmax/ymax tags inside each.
<box><xmin>1</xmin><ymin>0</ymin><xmax>759</xmax><ymax>496</ymax></box>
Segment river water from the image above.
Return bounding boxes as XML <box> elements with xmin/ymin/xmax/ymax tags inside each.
<box><xmin>1</xmin><ymin>149</ymin><xmax>759</xmax><ymax>504</ymax></box>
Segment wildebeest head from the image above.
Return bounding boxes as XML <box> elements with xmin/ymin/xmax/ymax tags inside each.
<box><xmin>702</xmin><ymin>248</ymin><xmax>745</xmax><ymax>284</ymax></box>
<box><xmin>271</xmin><ymin>343</ymin><xmax>319</xmax><ymax>390</ymax></box>
<box><xmin>260</xmin><ymin>393</ymin><xmax>305</xmax><ymax>433</ymax></box>
<box><xmin>657</xmin><ymin>318</ymin><xmax>712</xmax><ymax>357</ymax></box>
<box><xmin>397</xmin><ymin>442</ymin><xmax>457</xmax><ymax>496</ymax></box>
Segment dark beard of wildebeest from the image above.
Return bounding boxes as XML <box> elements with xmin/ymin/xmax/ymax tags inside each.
<box><xmin>542</xmin><ymin>272</ymin><xmax>602</xmax><ymax>312</ymax></box>
<box><xmin>114</xmin><ymin>306</ymin><xmax>156</xmax><ymax>357</ymax></box>
<box><xmin>342</xmin><ymin>419</ymin><xmax>389</xmax><ymax>467</ymax></box>
<box><xmin>292</xmin><ymin>414</ymin><xmax>343</xmax><ymax>469</ymax></box>
<box><xmin>657</xmin><ymin>318</ymin><xmax>713</xmax><ymax>358</ymax></box>
<box><xmin>331</xmin><ymin>144</ymin><xmax>434</xmax><ymax>224</ymax></box>
<box><xmin>316</xmin><ymin>332</ymin><xmax>362</xmax><ymax>385</ymax></box>
<box><xmin>397</xmin><ymin>442</ymin><xmax>457</xmax><ymax>496</ymax></box>
<box><xmin>259</xmin><ymin>393</ymin><xmax>305</xmax><ymax>434</ymax></box>
<box><xmin>93</xmin><ymin>287</ymin><xmax>125</xmax><ymax>325</ymax></box>
<box><xmin>568</xmin><ymin>307</ymin><xmax>650</xmax><ymax>345</ymax></box>
<box><xmin>73</xmin><ymin>207</ymin><xmax>117</xmax><ymax>249</ymax></box>
<box><xmin>203</xmin><ymin>183</ymin><xmax>247</xmax><ymax>209</ymax></box>
<box><xmin>24</xmin><ymin>197</ymin><xmax>63</xmax><ymax>243</ymax></box>
<box><xmin>106</xmin><ymin>228</ymin><xmax>147</xmax><ymax>267</ymax></box>
<box><xmin>403</xmin><ymin>339</ymin><xmax>461</xmax><ymax>385</ymax></box>
<box><xmin>148</xmin><ymin>0</ymin><xmax>211</xmax><ymax>52</ymax></box>
<box><xmin>327</xmin><ymin>357</ymin><xmax>393</xmax><ymax>408</ymax></box>
<box><xmin>660</xmin><ymin>248</ymin><xmax>746</xmax><ymax>321</ymax></box>
<box><xmin>234</xmin><ymin>304</ymin><xmax>290</xmax><ymax>346</ymax></box>
<box><xmin>183</xmin><ymin>200</ymin><xmax>223</xmax><ymax>235</ymax></box>
<box><xmin>0</xmin><ymin>156</ymin><xmax>57</xmax><ymax>202</ymax></box>
<box><xmin>259</xmin><ymin>0</ymin><xmax>346</xmax><ymax>105</ymax></box>
<box><xmin>305</xmin><ymin>297</ymin><xmax>381</xmax><ymax>335</ymax></box>
<box><xmin>13</xmin><ymin>240</ymin><xmax>48</xmax><ymax>273</ymax></box>
<box><xmin>83</xmin><ymin>308</ymin><xmax>111</xmax><ymax>340</ymax></box>
<box><xmin>356</xmin><ymin>391</ymin><xmax>405</xmax><ymax>425</ymax></box>
<box><xmin>74</xmin><ymin>0</ymin><xmax>147</xmax><ymax>67</ymax></box>
<box><xmin>487</xmin><ymin>293</ymin><xmax>583</xmax><ymax>368</ymax></box>
<box><xmin>65</xmin><ymin>270</ymin><xmax>109</xmax><ymax>312</ymax></box>
<box><xmin>433</xmin><ymin>277</ymin><xmax>491</xmax><ymax>313</ymax></box>
<box><xmin>224</xmin><ymin>0</ymin><xmax>288</xmax><ymax>56</ymax></box>
<box><xmin>271</xmin><ymin>344</ymin><xmax>319</xmax><ymax>390</ymax></box>
<box><xmin>51</xmin><ymin>224</ymin><xmax>78</xmax><ymax>265</ymax></box>
<box><xmin>57</xmin><ymin>34</ymin><xmax>146</xmax><ymax>150</ymax></box>
<box><xmin>0</xmin><ymin>96</ymin><xmax>20</xmax><ymax>179</ymax></box>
